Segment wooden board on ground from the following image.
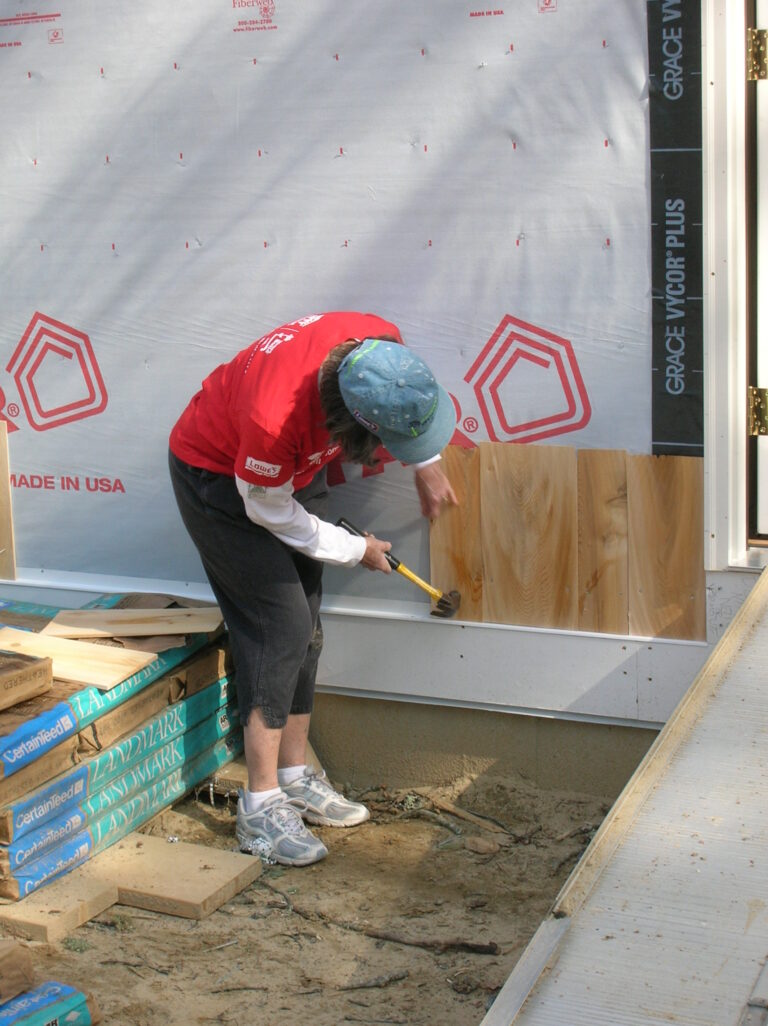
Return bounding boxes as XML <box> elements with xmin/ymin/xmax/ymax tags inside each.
<box><xmin>41</xmin><ymin>606</ymin><xmax>223</xmax><ymax>639</ymax></box>
<box><xmin>429</xmin><ymin>445</ymin><xmax>484</xmax><ymax>621</ymax></box>
<box><xmin>81</xmin><ymin>833</ymin><xmax>262</xmax><ymax>919</ymax></box>
<box><xmin>0</xmin><ymin>652</ymin><xmax>53</xmax><ymax>713</ymax></box>
<box><xmin>577</xmin><ymin>449</ymin><xmax>629</xmax><ymax>635</ymax></box>
<box><xmin>627</xmin><ymin>455</ymin><xmax>706</xmax><ymax>640</ymax></box>
<box><xmin>0</xmin><ymin>627</ymin><xmax>157</xmax><ymax>689</ymax></box>
<box><xmin>0</xmin><ymin>422</ymin><xmax>15</xmax><ymax>582</ymax></box>
<box><xmin>479</xmin><ymin>443</ymin><xmax>578</xmax><ymax>629</ymax></box>
<box><xmin>0</xmin><ymin>938</ymin><xmax>36</xmax><ymax>1004</ymax></box>
<box><xmin>0</xmin><ymin>870</ymin><xmax>118</xmax><ymax>942</ymax></box>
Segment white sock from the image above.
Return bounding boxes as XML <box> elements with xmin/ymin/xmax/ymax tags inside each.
<box><xmin>242</xmin><ymin>785</ymin><xmax>282</xmax><ymax>813</ymax></box>
<box><xmin>277</xmin><ymin>764</ymin><xmax>307</xmax><ymax>787</ymax></box>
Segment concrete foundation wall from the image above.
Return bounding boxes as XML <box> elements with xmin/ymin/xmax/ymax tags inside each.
<box><xmin>310</xmin><ymin>694</ymin><xmax>658</xmax><ymax>801</ymax></box>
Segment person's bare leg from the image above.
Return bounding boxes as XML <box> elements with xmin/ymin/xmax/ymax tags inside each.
<box><xmin>278</xmin><ymin>713</ymin><xmax>311</xmax><ymax>770</ymax></box>
<box><xmin>238</xmin><ymin>708</ymin><xmax>328</xmax><ymax>865</ymax></box>
<box><xmin>243</xmin><ymin>708</ymin><xmax>283</xmax><ymax>792</ymax></box>
<box><xmin>278</xmin><ymin>712</ymin><xmax>370</xmax><ymax>828</ymax></box>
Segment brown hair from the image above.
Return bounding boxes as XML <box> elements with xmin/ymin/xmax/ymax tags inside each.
<box><xmin>319</xmin><ymin>339</ymin><xmax>389</xmax><ymax>466</ymax></box>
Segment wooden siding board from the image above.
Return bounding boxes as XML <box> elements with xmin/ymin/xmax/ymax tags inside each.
<box><xmin>577</xmin><ymin>449</ymin><xmax>629</xmax><ymax>635</ymax></box>
<box><xmin>627</xmin><ymin>455</ymin><xmax>705</xmax><ymax>640</ymax></box>
<box><xmin>479</xmin><ymin>444</ymin><xmax>578</xmax><ymax>629</ymax></box>
<box><xmin>429</xmin><ymin>446</ymin><xmax>483</xmax><ymax>622</ymax></box>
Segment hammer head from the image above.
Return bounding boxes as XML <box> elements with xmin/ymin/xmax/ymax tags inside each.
<box><xmin>430</xmin><ymin>589</ymin><xmax>461</xmax><ymax>619</ymax></box>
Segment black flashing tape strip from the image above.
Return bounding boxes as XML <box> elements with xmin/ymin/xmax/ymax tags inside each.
<box><xmin>647</xmin><ymin>0</ymin><xmax>704</xmax><ymax>457</ymax></box>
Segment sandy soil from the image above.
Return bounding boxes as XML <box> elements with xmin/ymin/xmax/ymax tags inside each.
<box><xmin>29</xmin><ymin>772</ymin><xmax>609</xmax><ymax>1026</ymax></box>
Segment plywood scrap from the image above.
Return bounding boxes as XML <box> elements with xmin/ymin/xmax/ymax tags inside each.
<box><xmin>41</xmin><ymin>606</ymin><xmax>223</xmax><ymax>640</ymax></box>
<box><xmin>627</xmin><ymin>455</ymin><xmax>705</xmax><ymax>640</ymax></box>
<box><xmin>0</xmin><ymin>422</ymin><xmax>15</xmax><ymax>582</ymax></box>
<box><xmin>429</xmin><ymin>445</ymin><xmax>483</xmax><ymax>621</ymax></box>
<box><xmin>0</xmin><ymin>628</ymin><xmax>156</xmax><ymax>689</ymax></box>
<box><xmin>0</xmin><ymin>939</ymin><xmax>35</xmax><ymax>1004</ymax></box>
<box><xmin>479</xmin><ymin>443</ymin><xmax>578</xmax><ymax>629</ymax></box>
<box><xmin>0</xmin><ymin>869</ymin><xmax>117</xmax><ymax>942</ymax></box>
<box><xmin>577</xmin><ymin>449</ymin><xmax>629</xmax><ymax>634</ymax></box>
<box><xmin>0</xmin><ymin>653</ymin><xmax>52</xmax><ymax>714</ymax></box>
<box><xmin>80</xmin><ymin>832</ymin><xmax>261</xmax><ymax>919</ymax></box>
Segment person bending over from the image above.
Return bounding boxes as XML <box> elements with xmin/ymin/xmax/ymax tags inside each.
<box><xmin>168</xmin><ymin>311</ymin><xmax>457</xmax><ymax>866</ymax></box>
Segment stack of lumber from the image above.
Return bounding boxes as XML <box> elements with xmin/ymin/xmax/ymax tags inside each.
<box><xmin>0</xmin><ymin>938</ymin><xmax>101</xmax><ymax>1025</ymax></box>
<box><xmin>0</xmin><ymin>594</ymin><xmax>243</xmax><ymax>902</ymax></box>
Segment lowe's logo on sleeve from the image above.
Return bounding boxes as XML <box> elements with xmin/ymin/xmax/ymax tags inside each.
<box><xmin>245</xmin><ymin>457</ymin><xmax>281</xmax><ymax>478</ymax></box>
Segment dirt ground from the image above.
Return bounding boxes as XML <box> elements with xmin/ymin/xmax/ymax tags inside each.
<box><xmin>30</xmin><ymin>771</ymin><xmax>609</xmax><ymax>1026</ymax></box>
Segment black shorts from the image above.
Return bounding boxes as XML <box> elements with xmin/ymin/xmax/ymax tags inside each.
<box><xmin>168</xmin><ymin>450</ymin><xmax>328</xmax><ymax>729</ymax></box>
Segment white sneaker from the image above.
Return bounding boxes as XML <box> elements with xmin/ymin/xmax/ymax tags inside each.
<box><xmin>236</xmin><ymin>791</ymin><xmax>328</xmax><ymax>866</ymax></box>
<box><xmin>282</xmin><ymin>770</ymin><xmax>370</xmax><ymax>828</ymax></box>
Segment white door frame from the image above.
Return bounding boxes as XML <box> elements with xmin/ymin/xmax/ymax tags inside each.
<box><xmin>755</xmin><ymin>0</ymin><xmax>768</xmax><ymax>535</ymax></box>
<box><xmin>703</xmin><ymin>0</ymin><xmax>768</xmax><ymax>570</ymax></box>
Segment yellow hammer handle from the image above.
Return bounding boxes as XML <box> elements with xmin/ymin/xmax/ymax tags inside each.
<box><xmin>395</xmin><ymin>563</ymin><xmax>444</xmax><ymax>603</ymax></box>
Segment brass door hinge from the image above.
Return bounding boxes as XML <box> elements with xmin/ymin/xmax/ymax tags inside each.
<box><xmin>748</xmin><ymin>28</ymin><xmax>767</xmax><ymax>80</ymax></box>
<box><xmin>749</xmin><ymin>386</ymin><xmax>768</xmax><ymax>435</ymax></box>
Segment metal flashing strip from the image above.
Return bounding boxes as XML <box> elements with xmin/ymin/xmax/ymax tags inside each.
<box><xmin>318</xmin><ymin>607</ymin><xmax>714</xmax><ymax>724</ymax></box>
<box><xmin>322</xmin><ymin>595</ymin><xmax>708</xmax><ymax>647</ymax></box>
<box><xmin>12</xmin><ymin>568</ymin><xmax>215</xmax><ymax>603</ymax></box>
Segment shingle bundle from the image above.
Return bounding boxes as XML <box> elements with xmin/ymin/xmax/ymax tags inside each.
<box><xmin>0</xmin><ymin>594</ymin><xmax>240</xmax><ymax>901</ymax></box>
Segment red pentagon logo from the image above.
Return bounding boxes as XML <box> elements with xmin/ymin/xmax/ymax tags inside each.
<box><xmin>5</xmin><ymin>313</ymin><xmax>108</xmax><ymax>432</ymax></box>
<box><xmin>464</xmin><ymin>315</ymin><xmax>590</xmax><ymax>443</ymax></box>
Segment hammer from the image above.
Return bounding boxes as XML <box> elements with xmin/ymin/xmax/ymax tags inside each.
<box><xmin>337</xmin><ymin>518</ymin><xmax>461</xmax><ymax>619</ymax></box>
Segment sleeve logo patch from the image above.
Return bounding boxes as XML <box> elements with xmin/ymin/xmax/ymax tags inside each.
<box><xmin>245</xmin><ymin>457</ymin><xmax>281</xmax><ymax>477</ymax></box>
<box><xmin>308</xmin><ymin>444</ymin><xmax>341</xmax><ymax>465</ymax></box>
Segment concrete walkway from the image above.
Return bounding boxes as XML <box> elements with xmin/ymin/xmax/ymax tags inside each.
<box><xmin>482</xmin><ymin>568</ymin><xmax>768</xmax><ymax>1026</ymax></box>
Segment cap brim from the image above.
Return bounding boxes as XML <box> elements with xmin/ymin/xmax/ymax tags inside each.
<box><xmin>376</xmin><ymin>384</ymin><xmax>457</xmax><ymax>464</ymax></box>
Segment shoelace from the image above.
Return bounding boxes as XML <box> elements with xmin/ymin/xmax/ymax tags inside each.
<box><xmin>269</xmin><ymin>797</ymin><xmax>308</xmax><ymax>835</ymax></box>
<box><xmin>303</xmin><ymin>771</ymin><xmax>337</xmax><ymax>797</ymax></box>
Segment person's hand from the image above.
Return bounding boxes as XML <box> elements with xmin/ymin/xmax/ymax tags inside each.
<box><xmin>413</xmin><ymin>463</ymin><xmax>459</xmax><ymax>520</ymax></box>
<box><xmin>360</xmin><ymin>533</ymin><xmax>393</xmax><ymax>573</ymax></box>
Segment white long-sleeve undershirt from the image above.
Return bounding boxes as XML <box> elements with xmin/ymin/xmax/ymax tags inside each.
<box><xmin>235</xmin><ymin>476</ymin><xmax>366</xmax><ymax>565</ymax></box>
<box><xmin>234</xmin><ymin>455</ymin><xmax>441</xmax><ymax>565</ymax></box>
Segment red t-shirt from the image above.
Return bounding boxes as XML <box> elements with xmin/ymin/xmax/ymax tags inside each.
<box><xmin>169</xmin><ymin>312</ymin><xmax>402</xmax><ymax>490</ymax></box>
